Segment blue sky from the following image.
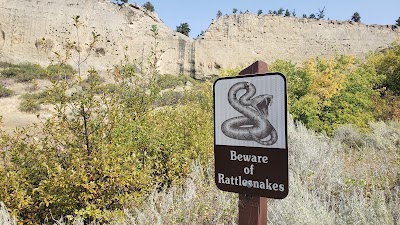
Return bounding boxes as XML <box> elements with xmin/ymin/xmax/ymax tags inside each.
<box><xmin>131</xmin><ymin>0</ymin><xmax>400</xmax><ymax>38</ymax></box>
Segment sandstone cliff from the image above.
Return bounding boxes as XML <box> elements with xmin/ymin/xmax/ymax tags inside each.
<box><xmin>0</xmin><ymin>0</ymin><xmax>399</xmax><ymax>77</ymax></box>
<box><xmin>196</xmin><ymin>14</ymin><xmax>399</xmax><ymax>75</ymax></box>
<box><xmin>0</xmin><ymin>0</ymin><xmax>193</xmax><ymax>75</ymax></box>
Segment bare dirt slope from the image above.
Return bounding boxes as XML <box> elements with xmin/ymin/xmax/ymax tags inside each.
<box><xmin>0</xmin><ymin>79</ymin><xmax>52</xmax><ymax>133</ymax></box>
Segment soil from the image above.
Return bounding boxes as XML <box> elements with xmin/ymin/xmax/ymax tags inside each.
<box><xmin>0</xmin><ymin>79</ymin><xmax>53</xmax><ymax>133</ymax></box>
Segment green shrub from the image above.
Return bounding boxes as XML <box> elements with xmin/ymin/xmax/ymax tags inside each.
<box><xmin>270</xmin><ymin>60</ymin><xmax>311</xmax><ymax>106</ymax></box>
<box><xmin>46</xmin><ymin>64</ymin><xmax>75</xmax><ymax>80</ymax></box>
<box><xmin>0</xmin><ymin>85</ymin><xmax>14</xmax><ymax>98</ymax></box>
<box><xmin>156</xmin><ymin>74</ymin><xmax>181</xmax><ymax>89</ymax></box>
<box><xmin>97</xmin><ymin>83</ymin><xmax>119</xmax><ymax>94</ymax></box>
<box><xmin>18</xmin><ymin>91</ymin><xmax>50</xmax><ymax>113</ymax></box>
<box><xmin>0</xmin><ymin>63</ymin><xmax>75</xmax><ymax>82</ymax></box>
<box><xmin>156</xmin><ymin>74</ymin><xmax>196</xmax><ymax>89</ymax></box>
<box><xmin>0</xmin><ymin>63</ymin><xmax>214</xmax><ymax>223</ymax></box>
<box><xmin>81</xmin><ymin>69</ymin><xmax>104</xmax><ymax>88</ymax></box>
<box><xmin>218</xmin><ymin>65</ymin><xmax>245</xmax><ymax>78</ymax></box>
<box><xmin>1</xmin><ymin>119</ymin><xmax>399</xmax><ymax>224</ymax></box>
<box><xmin>18</xmin><ymin>98</ymin><xmax>41</xmax><ymax>112</ymax></box>
<box><xmin>155</xmin><ymin>90</ymin><xmax>184</xmax><ymax>106</ymax></box>
<box><xmin>21</xmin><ymin>91</ymin><xmax>49</xmax><ymax>103</ymax></box>
<box><xmin>1</xmin><ymin>63</ymin><xmax>47</xmax><ymax>82</ymax></box>
<box><xmin>271</xmin><ymin>55</ymin><xmax>385</xmax><ymax>135</ymax></box>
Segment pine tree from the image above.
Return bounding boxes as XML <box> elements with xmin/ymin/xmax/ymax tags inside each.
<box><xmin>396</xmin><ymin>17</ymin><xmax>400</xmax><ymax>26</ymax></box>
<box><xmin>176</xmin><ymin>22</ymin><xmax>190</xmax><ymax>37</ymax></box>
<box><xmin>351</xmin><ymin>12</ymin><xmax>361</xmax><ymax>22</ymax></box>
<box><xmin>285</xmin><ymin>9</ymin><xmax>291</xmax><ymax>17</ymax></box>
<box><xmin>217</xmin><ymin>10</ymin><xmax>222</xmax><ymax>18</ymax></box>
<box><xmin>143</xmin><ymin>1</ymin><xmax>154</xmax><ymax>12</ymax></box>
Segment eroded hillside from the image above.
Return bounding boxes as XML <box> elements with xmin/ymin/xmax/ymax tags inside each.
<box><xmin>0</xmin><ymin>0</ymin><xmax>399</xmax><ymax>77</ymax></box>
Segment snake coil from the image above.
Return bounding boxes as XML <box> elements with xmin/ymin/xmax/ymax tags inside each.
<box><xmin>221</xmin><ymin>81</ymin><xmax>278</xmax><ymax>145</ymax></box>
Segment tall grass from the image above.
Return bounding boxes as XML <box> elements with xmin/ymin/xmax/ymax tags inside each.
<box><xmin>1</xmin><ymin>117</ymin><xmax>399</xmax><ymax>224</ymax></box>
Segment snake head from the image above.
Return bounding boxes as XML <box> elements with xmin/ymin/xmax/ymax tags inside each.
<box><xmin>252</xmin><ymin>94</ymin><xmax>273</xmax><ymax>116</ymax></box>
<box><xmin>243</xmin><ymin>82</ymin><xmax>251</xmax><ymax>89</ymax></box>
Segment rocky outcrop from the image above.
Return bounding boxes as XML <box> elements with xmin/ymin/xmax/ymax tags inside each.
<box><xmin>195</xmin><ymin>14</ymin><xmax>400</xmax><ymax>75</ymax></box>
<box><xmin>0</xmin><ymin>0</ymin><xmax>399</xmax><ymax>77</ymax></box>
<box><xmin>0</xmin><ymin>0</ymin><xmax>193</xmax><ymax>75</ymax></box>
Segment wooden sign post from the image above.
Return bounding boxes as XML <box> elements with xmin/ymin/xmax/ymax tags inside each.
<box><xmin>213</xmin><ymin>60</ymin><xmax>289</xmax><ymax>224</ymax></box>
<box><xmin>238</xmin><ymin>61</ymin><xmax>269</xmax><ymax>225</ymax></box>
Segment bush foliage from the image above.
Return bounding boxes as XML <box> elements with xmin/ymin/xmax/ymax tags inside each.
<box><xmin>0</xmin><ymin>61</ymin><xmax>214</xmax><ymax>223</ymax></box>
<box><xmin>0</xmin><ymin>63</ymin><xmax>75</xmax><ymax>82</ymax></box>
<box><xmin>0</xmin><ymin>85</ymin><xmax>14</xmax><ymax>98</ymax></box>
<box><xmin>270</xmin><ymin>45</ymin><xmax>400</xmax><ymax>134</ymax></box>
<box><xmin>2</xmin><ymin>117</ymin><xmax>398</xmax><ymax>224</ymax></box>
<box><xmin>0</xmin><ymin>63</ymin><xmax>47</xmax><ymax>82</ymax></box>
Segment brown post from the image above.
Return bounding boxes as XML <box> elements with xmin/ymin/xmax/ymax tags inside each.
<box><xmin>238</xmin><ymin>60</ymin><xmax>268</xmax><ymax>225</ymax></box>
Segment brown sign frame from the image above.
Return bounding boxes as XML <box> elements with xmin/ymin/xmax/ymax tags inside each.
<box><xmin>213</xmin><ymin>73</ymin><xmax>288</xmax><ymax>199</ymax></box>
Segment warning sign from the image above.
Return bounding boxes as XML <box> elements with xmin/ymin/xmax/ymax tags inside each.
<box><xmin>213</xmin><ymin>73</ymin><xmax>288</xmax><ymax>199</ymax></box>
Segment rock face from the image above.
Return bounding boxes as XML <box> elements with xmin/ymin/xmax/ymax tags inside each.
<box><xmin>196</xmin><ymin>14</ymin><xmax>400</xmax><ymax>75</ymax></box>
<box><xmin>0</xmin><ymin>0</ymin><xmax>399</xmax><ymax>77</ymax></box>
<box><xmin>0</xmin><ymin>0</ymin><xmax>193</xmax><ymax>75</ymax></box>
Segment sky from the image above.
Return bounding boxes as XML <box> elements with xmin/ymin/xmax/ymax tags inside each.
<box><xmin>131</xmin><ymin>0</ymin><xmax>400</xmax><ymax>39</ymax></box>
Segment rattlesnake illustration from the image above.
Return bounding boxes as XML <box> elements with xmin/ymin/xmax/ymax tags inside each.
<box><xmin>221</xmin><ymin>81</ymin><xmax>278</xmax><ymax>145</ymax></box>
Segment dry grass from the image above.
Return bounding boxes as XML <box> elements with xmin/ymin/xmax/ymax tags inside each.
<box><xmin>120</xmin><ymin>161</ymin><xmax>238</xmax><ymax>225</ymax></box>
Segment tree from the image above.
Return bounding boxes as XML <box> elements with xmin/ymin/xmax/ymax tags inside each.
<box><xmin>198</xmin><ymin>30</ymin><xmax>205</xmax><ymax>37</ymax></box>
<box><xmin>143</xmin><ymin>1</ymin><xmax>154</xmax><ymax>12</ymax></box>
<box><xmin>258</xmin><ymin>9</ymin><xmax>263</xmax><ymax>16</ymax></box>
<box><xmin>396</xmin><ymin>17</ymin><xmax>400</xmax><ymax>26</ymax></box>
<box><xmin>292</xmin><ymin>10</ymin><xmax>296</xmax><ymax>17</ymax></box>
<box><xmin>277</xmin><ymin>8</ymin><xmax>284</xmax><ymax>15</ymax></box>
<box><xmin>285</xmin><ymin>9</ymin><xmax>291</xmax><ymax>17</ymax></box>
<box><xmin>233</xmin><ymin>8</ymin><xmax>238</xmax><ymax>14</ymax></box>
<box><xmin>303</xmin><ymin>14</ymin><xmax>307</xmax><ymax>18</ymax></box>
<box><xmin>351</xmin><ymin>12</ymin><xmax>361</xmax><ymax>22</ymax></box>
<box><xmin>374</xmin><ymin>43</ymin><xmax>400</xmax><ymax>96</ymax></box>
<box><xmin>176</xmin><ymin>22</ymin><xmax>190</xmax><ymax>37</ymax></box>
<box><xmin>317</xmin><ymin>6</ymin><xmax>326</xmax><ymax>19</ymax></box>
<box><xmin>216</xmin><ymin>10</ymin><xmax>223</xmax><ymax>18</ymax></box>
<box><xmin>309</xmin><ymin>13</ymin><xmax>316</xmax><ymax>19</ymax></box>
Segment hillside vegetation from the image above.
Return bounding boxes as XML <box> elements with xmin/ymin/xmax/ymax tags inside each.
<box><xmin>0</xmin><ymin>19</ymin><xmax>399</xmax><ymax>223</ymax></box>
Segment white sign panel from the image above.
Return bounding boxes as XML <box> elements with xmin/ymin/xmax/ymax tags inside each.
<box><xmin>214</xmin><ymin>74</ymin><xmax>287</xmax><ymax>149</ymax></box>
